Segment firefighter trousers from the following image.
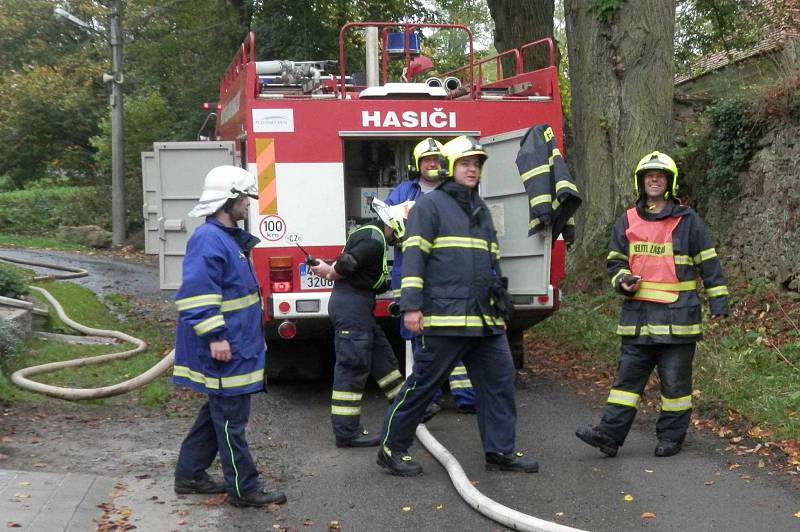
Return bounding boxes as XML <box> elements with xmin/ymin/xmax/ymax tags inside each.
<box><xmin>598</xmin><ymin>342</ymin><xmax>696</xmax><ymax>445</ymax></box>
<box><xmin>174</xmin><ymin>394</ymin><xmax>260</xmax><ymax>498</ymax></box>
<box><xmin>329</xmin><ymin>285</ymin><xmax>403</xmax><ymax>441</ymax></box>
<box><xmin>381</xmin><ymin>333</ymin><xmax>517</xmax><ymax>454</ymax></box>
<box><xmin>411</xmin><ymin>337</ymin><xmax>475</xmax><ymax>408</ymax></box>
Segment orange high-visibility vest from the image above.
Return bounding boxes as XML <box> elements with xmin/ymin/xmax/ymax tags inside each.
<box><xmin>625</xmin><ymin>208</ymin><xmax>695</xmax><ymax>303</ymax></box>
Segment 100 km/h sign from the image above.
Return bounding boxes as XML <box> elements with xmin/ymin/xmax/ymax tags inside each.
<box><xmin>259</xmin><ymin>215</ymin><xmax>286</xmax><ymax>241</ymax></box>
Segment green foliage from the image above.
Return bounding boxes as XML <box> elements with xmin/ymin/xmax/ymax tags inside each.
<box><xmin>0</xmin><ymin>264</ymin><xmax>30</xmax><ymax>299</ymax></box>
<box><xmin>696</xmin><ymin>327</ymin><xmax>800</xmax><ymax>439</ymax></box>
<box><xmin>0</xmin><ymin>320</ymin><xmax>23</xmax><ymax>386</ymax></box>
<box><xmin>589</xmin><ymin>0</ymin><xmax>626</xmax><ymax>23</ymax></box>
<box><xmin>531</xmin><ymin>293</ymin><xmax>619</xmax><ymax>364</ymax></box>
<box><xmin>0</xmin><ymin>186</ymin><xmax>108</xmax><ymax>235</ymax></box>
<box><xmin>675</xmin><ymin>0</ymin><xmax>766</xmax><ymax>75</ymax></box>
<box><xmin>91</xmin><ymin>90</ymin><xmax>177</xmax><ymax>231</ymax></box>
<box><xmin>0</xmin><ymin>0</ymin><xmax>107</xmax><ymax>188</ymax></box>
<box><xmin>701</xmin><ymin>98</ymin><xmax>759</xmax><ymax>203</ymax></box>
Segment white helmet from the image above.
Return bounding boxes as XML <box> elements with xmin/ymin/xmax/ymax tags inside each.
<box><xmin>371</xmin><ymin>197</ymin><xmax>414</xmax><ymax>239</ymax></box>
<box><xmin>188</xmin><ymin>166</ymin><xmax>258</xmax><ymax>217</ymax></box>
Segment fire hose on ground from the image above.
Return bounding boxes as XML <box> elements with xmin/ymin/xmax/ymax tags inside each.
<box><xmin>408</xmin><ymin>344</ymin><xmax>587</xmax><ymax>532</ymax></box>
<box><xmin>2</xmin><ymin>252</ymin><xmax>585</xmax><ymax>530</ymax></box>
<box><xmin>0</xmin><ymin>254</ymin><xmax>174</xmax><ymax>401</ymax></box>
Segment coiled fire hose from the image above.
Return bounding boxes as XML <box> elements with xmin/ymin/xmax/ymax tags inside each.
<box><xmin>409</xmin><ymin>344</ymin><xmax>587</xmax><ymax>532</ymax></box>
<box><xmin>0</xmin><ymin>254</ymin><xmax>174</xmax><ymax>401</ymax></box>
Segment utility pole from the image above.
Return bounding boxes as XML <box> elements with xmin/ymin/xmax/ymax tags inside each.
<box><xmin>109</xmin><ymin>0</ymin><xmax>126</xmax><ymax>246</ymax></box>
<box><xmin>54</xmin><ymin>3</ymin><xmax>126</xmax><ymax>246</ymax></box>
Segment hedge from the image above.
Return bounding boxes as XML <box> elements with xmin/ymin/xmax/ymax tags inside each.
<box><xmin>0</xmin><ymin>186</ymin><xmax>109</xmax><ymax>235</ymax></box>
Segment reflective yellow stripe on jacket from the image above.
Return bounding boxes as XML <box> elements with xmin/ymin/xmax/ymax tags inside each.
<box><xmin>175</xmin><ymin>293</ymin><xmax>222</xmax><ymax>311</ymax></box>
<box><xmin>173</xmin><ymin>365</ymin><xmax>264</xmax><ymax>390</ymax></box>
<box><xmin>220</xmin><ymin>292</ymin><xmax>260</xmax><ymax>312</ymax></box>
<box><xmin>422</xmin><ymin>315</ymin><xmax>505</xmax><ymax>328</ymax></box>
<box><xmin>403</xmin><ymin>235</ymin><xmax>432</xmax><ymax>254</ymax></box>
<box><xmin>431</xmin><ymin>236</ymin><xmax>490</xmax><ymax>251</ymax></box>
<box><xmin>193</xmin><ymin>314</ymin><xmax>225</xmax><ymax>335</ymax></box>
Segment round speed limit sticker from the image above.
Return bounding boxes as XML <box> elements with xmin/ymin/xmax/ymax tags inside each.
<box><xmin>259</xmin><ymin>215</ymin><xmax>286</xmax><ymax>241</ymax></box>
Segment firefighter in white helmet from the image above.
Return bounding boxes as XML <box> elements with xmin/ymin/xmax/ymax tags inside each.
<box><xmin>384</xmin><ymin>138</ymin><xmax>477</xmax><ymax>419</ymax></box>
<box><xmin>576</xmin><ymin>151</ymin><xmax>729</xmax><ymax>458</ymax></box>
<box><xmin>173</xmin><ymin>166</ymin><xmax>286</xmax><ymax>508</ymax></box>
<box><xmin>377</xmin><ymin>136</ymin><xmax>538</xmax><ymax>476</ymax></box>
<box><xmin>310</xmin><ymin>197</ymin><xmax>410</xmax><ymax>448</ymax></box>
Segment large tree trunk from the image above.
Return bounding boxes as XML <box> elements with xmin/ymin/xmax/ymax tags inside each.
<box><xmin>565</xmin><ymin>0</ymin><xmax>675</xmax><ymax>258</ymax></box>
<box><xmin>487</xmin><ymin>0</ymin><xmax>560</xmax><ymax>75</ymax></box>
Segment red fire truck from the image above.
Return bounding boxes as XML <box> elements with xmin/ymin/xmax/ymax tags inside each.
<box><xmin>213</xmin><ymin>23</ymin><xmax>566</xmax><ymax>375</ymax></box>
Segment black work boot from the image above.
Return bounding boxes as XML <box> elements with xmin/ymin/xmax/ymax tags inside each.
<box><xmin>174</xmin><ymin>475</ymin><xmax>226</xmax><ymax>494</ymax></box>
<box><xmin>456</xmin><ymin>404</ymin><xmax>477</xmax><ymax>415</ymax></box>
<box><xmin>336</xmin><ymin>429</ymin><xmax>381</xmax><ymax>448</ymax></box>
<box><xmin>421</xmin><ymin>401</ymin><xmax>442</xmax><ymax>423</ymax></box>
<box><xmin>575</xmin><ymin>426</ymin><xmax>619</xmax><ymax>457</ymax></box>
<box><xmin>485</xmin><ymin>451</ymin><xmax>539</xmax><ymax>473</ymax></box>
<box><xmin>228</xmin><ymin>487</ymin><xmax>287</xmax><ymax>508</ymax></box>
<box><xmin>654</xmin><ymin>439</ymin><xmax>683</xmax><ymax>457</ymax></box>
<box><xmin>376</xmin><ymin>446</ymin><xmax>423</xmax><ymax>476</ymax></box>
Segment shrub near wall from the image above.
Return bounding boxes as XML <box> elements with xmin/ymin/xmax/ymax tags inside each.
<box><xmin>0</xmin><ymin>186</ymin><xmax>108</xmax><ymax>235</ymax></box>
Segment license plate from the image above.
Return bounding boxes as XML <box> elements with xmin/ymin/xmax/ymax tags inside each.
<box><xmin>298</xmin><ymin>264</ymin><xmax>334</xmax><ymax>290</ymax></box>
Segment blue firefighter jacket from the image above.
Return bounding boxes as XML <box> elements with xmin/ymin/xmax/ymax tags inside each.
<box><xmin>172</xmin><ymin>217</ymin><xmax>265</xmax><ymax>396</ymax></box>
<box><xmin>386</xmin><ymin>179</ymin><xmax>424</xmax><ymax>340</ymax></box>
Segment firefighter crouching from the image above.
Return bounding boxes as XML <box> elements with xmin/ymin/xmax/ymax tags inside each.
<box><xmin>310</xmin><ymin>200</ymin><xmax>408</xmax><ymax>447</ymax></box>
<box><xmin>377</xmin><ymin>136</ymin><xmax>538</xmax><ymax>476</ymax></box>
<box><xmin>385</xmin><ymin>137</ymin><xmax>477</xmax><ymax>419</ymax></box>
<box><xmin>576</xmin><ymin>151</ymin><xmax>729</xmax><ymax>458</ymax></box>
<box><xmin>172</xmin><ymin>166</ymin><xmax>286</xmax><ymax>508</ymax></box>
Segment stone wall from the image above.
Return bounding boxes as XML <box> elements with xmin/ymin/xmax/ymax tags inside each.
<box><xmin>702</xmin><ymin>122</ymin><xmax>800</xmax><ymax>291</ymax></box>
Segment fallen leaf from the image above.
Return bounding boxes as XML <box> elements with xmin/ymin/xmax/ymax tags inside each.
<box><xmin>303</xmin><ymin>519</ymin><xmax>315</xmax><ymax>527</ymax></box>
<box><xmin>7</xmin><ymin>523</ymin><xmax>22</xmax><ymax>528</ymax></box>
<box><xmin>402</xmin><ymin>505</ymin><xmax>412</xmax><ymax>512</ymax></box>
<box><xmin>177</xmin><ymin>520</ymin><xmax>187</xmax><ymax>526</ymax></box>
<box><xmin>13</xmin><ymin>493</ymin><xmax>30</xmax><ymax>499</ymax></box>
<box><xmin>435</xmin><ymin>504</ymin><xmax>444</xmax><ymax>510</ymax></box>
<box><xmin>758</xmin><ymin>460</ymin><xmax>766</xmax><ymax>468</ymax></box>
<box><xmin>729</xmin><ymin>463</ymin><xmax>742</xmax><ymax>470</ymax></box>
<box><xmin>624</xmin><ymin>494</ymin><xmax>634</xmax><ymax>502</ymax></box>
<box><xmin>644</xmin><ymin>469</ymin><xmax>654</xmax><ymax>473</ymax></box>
<box><xmin>18</xmin><ymin>482</ymin><xmax>30</xmax><ymax>487</ymax></box>
<box><xmin>641</xmin><ymin>512</ymin><xmax>656</xmax><ymax>520</ymax></box>
<box><xmin>555</xmin><ymin>512</ymin><xmax>564</xmax><ymax>517</ymax></box>
<box><xmin>731</xmin><ymin>437</ymin><xmax>742</xmax><ymax>443</ymax></box>
<box><xmin>470</xmin><ymin>480</ymin><xmax>479</xmax><ymax>486</ymax></box>
<box><xmin>328</xmin><ymin>520</ymin><xmax>341</xmax><ymax>531</ymax></box>
<box><xmin>794</xmin><ymin>512</ymin><xmax>800</xmax><ymax>518</ymax></box>
<box><xmin>704</xmin><ymin>481</ymin><xmax>714</xmax><ymax>486</ymax></box>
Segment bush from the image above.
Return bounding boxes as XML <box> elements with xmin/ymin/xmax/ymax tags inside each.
<box><xmin>0</xmin><ymin>320</ymin><xmax>23</xmax><ymax>385</ymax></box>
<box><xmin>0</xmin><ymin>264</ymin><xmax>29</xmax><ymax>299</ymax></box>
<box><xmin>0</xmin><ymin>186</ymin><xmax>108</xmax><ymax>235</ymax></box>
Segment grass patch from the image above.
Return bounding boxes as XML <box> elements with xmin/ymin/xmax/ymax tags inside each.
<box><xmin>0</xmin><ymin>234</ymin><xmax>88</xmax><ymax>251</ymax></box>
<box><xmin>1</xmin><ymin>281</ymin><xmax>172</xmax><ymax>407</ymax></box>
<box><xmin>529</xmin><ymin>289</ymin><xmax>800</xmax><ymax>440</ymax></box>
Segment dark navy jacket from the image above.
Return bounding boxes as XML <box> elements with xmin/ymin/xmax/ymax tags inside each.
<box><xmin>399</xmin><ymin>180</ymin><xmax>505</xmax><ymax>336</ymax></box>
<box><xmin>607</xmin><ymin>200</ymin><xmax>729</xmax><ymax>344</ymax></box>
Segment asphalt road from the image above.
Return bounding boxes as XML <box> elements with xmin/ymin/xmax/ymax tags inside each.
<box><xmin>1</xmin><ymin>247</ymin><xmax>799</xmax><ymax>531</ymax></box>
